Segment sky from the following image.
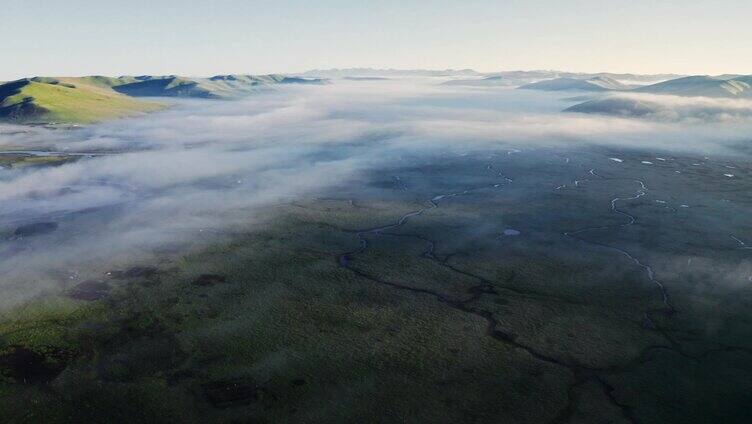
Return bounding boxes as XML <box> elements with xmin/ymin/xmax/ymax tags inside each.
<box><xmin>1</xmin><ymin>0</ymin><xmax>751</xmax><ymax>79</ymax></box>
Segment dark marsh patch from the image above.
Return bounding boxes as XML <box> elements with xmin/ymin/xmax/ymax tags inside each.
<box><xmin>68</xmin><ymin>280</ymin><xmax>111</xmax><ymax>301</ymax></box>
<box><xmin>0</xmin><ymin>346</ymin><xmax>70</xmax><ymax>383</ymax></box>
<box><xmin>109</xmin><ymin>266</ymin><xmax>159</xmax><ymax>280</ymax></box>
<box><xmin>192</xmin><ymin>274</ymin><xmax>227</xmax><ymax>287</ymax></box>
<box><xmin>13</xmin><ymin>222</ymin><xmax>58</xmax><ymax>237</ymax></box>
<box><xmin>201</xmin><ymin>377</ymin><xmax>272</xmax><ymax>408</ymax></box>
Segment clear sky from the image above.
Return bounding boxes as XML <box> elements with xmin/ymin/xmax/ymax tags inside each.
<box><xmin>2</xmin><ymin>0</ymin><xmax>750</xmax><ymax>79</ymax></box>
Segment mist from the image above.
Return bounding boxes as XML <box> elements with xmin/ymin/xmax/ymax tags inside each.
<box><xmin>2</xmin><ymin>79</ymin><xmax>752</xmax><ymax>309</ymax></box>
<box><xmin>566</xmin><ymin>92</ymin><xmax>752</xmax><ymax>123</ymax></box>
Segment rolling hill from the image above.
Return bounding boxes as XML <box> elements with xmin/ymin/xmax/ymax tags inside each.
<box><xmin>564</xmin><ymin>93</ymin><xmax>752</xmax><ymax>122</ymax></box>
<box><xmin>520</xmin><ymin>74</ymin><xmax>752</xmax><ymax>98</ymax></box>
<box><xmin>518</xmin><ymin>76</ymin><xmax>631</xmax><ymax>92</ymax></box>
<box><xmin>634</xmin><ymin>75</ymin><xmax>752</xmax><ymax>98</ymax></box>
<box><xmin>564</xmin><ymin>96</ymin><xmax>660</xmax><ymax>117</ymax></box>
<box><xmin>446</xmin><ymin>72</ymin><xmax>678</xmax><ymax>88</ymax></box>
<box><xmin>0</xmin><ymin>74</ymin><xmax>327</xmax><ymax>124</ymax></box>
<box><xmin>0</xmin><ymin>78</ymin><xmax>164</xmax><ymax>124</ymax></box>
<box><xmin>112</xmin><ymin>74</ymin><xmax>327</xmax><ymax>99</ymax></box>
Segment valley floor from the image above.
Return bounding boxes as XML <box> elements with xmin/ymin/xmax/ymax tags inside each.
<box><xmin>2</xmin><ymin>146</ymin><xmax>751</xmax><ymax>423</ymax></box>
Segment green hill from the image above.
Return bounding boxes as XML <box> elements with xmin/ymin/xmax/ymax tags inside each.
<box><xmin>0</xmin><ymin>78</ymin><xmax>164</xmax><ymax>124</ymax></box>
<box><xmin>0</xmin><ymin>74</ymin><xmax>326</xmax><ymax>124</ymax></box>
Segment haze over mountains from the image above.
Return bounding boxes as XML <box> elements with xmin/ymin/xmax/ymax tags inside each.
<box><xmin>557</xmin><ymin>75</ymin><xmax>752</xmax><ymax>120</ymax></box>
<box><xmin>443</xmin><ymin>71</ymin><xmax>752</xmax><ymax>100</ymax></box>
<box><xmin>564</xmin><ymin>94</ymin><xmax>752</xmax><ymax>122</ymax></box>
<box><xmin>303</xmin><ymin>68</ymin><xmax>680</xmax><ymax>84</ymax></box>
<box><xmin>300</xmin><ymin>68</ymin><xmax>482</xmax><ymax>78</ymax></box>
<box><xmin>633</xmin><ymin>75</ymin><xmax>752</xmax><ymax>98</ymax></box>
<box><xmin>518</xmin><ymin>76</ymin><xmax>633</xmax><ymax>91</ymax></box>
<box><xmin>3</xmin><ymin>69</ymin><xmax>752</xmax><ymax>125</ymax></box>
<box><xmin>443</xmin><ymin>71</ymin><xmax>680</xmax><ymax>87</ymax></box>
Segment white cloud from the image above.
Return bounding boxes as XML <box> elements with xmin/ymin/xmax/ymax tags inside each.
<box><xmin>1</xmin><ymin>81</ymin><xmax>752</xmax><ymax>308</ymax></box>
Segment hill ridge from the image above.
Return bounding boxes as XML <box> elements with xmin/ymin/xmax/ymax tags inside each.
<box><xmin>0</xmin><ymin>74</ymin><xmax>328</xmax><ymax>124</ymax></box>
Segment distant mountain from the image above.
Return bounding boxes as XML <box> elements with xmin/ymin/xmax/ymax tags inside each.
<box><xmin>518</xmin><ymin>74</ymin><xmax>752</xmax><ymax>98</ymax></box>
<box><xmin>518</xmin><ymin>76</ymin><xmax>632</xmax><ymax>92</ymax></box>
<box><xmin>301</xmin><ymin>68</ymin><xmax>482</xmax><ymax>78</ymax></box>
<box><xmin>303</xmin><ymin>68</ymin><xmax>680</xmax><ymax>83</ymax></box>
<box><xmin>443</xmin><ymin>75</ymin><xmax>513</xmax><ymax>87</ymax></box>
<box><xmin>445</xmin><ymin>71</ymin><xmax>681</xmax><ymax>88</ymax></box>
<box><xmin>557</xmin><ymin>72</ymin><xmax>680</xmax><ymax>83</ymax></box>
<box><xmin>0</xmin><ymin>78</ymin><xmax>163</xmax><ymax>124</ymax></box>
<box><xmin>715</xmin><ymin>74</ymin><xmax>746</xmax><ymax>81</ymax></box>
<box><xmin>634</xmin><ymin>75</ymin><xmax>752</xmax><ymax>98</ymax></box>
<box><xmin>342</xmin><ymin>76</ymin><xmax>390</xmax><ymax>81</ymax></box>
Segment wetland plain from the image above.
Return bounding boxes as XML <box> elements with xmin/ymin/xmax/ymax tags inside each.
<box><xmin>1</xmin><ymin>81</ymin><xmax>751</xmax><ymax>423</ymax></box>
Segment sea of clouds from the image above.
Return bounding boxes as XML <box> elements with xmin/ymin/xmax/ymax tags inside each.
<box><xmin>1</xmin><ymin>80</ymin><xmax>752</xmax><ymax>308</ymax></box>
<box><xmin>567</xmin><ymin>92</ymin><xmax>752</xmax><ymax>123</ymax></box>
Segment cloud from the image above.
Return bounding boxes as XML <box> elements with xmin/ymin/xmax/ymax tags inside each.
<box><xmin>1</xmin><ymin>80</ymin><xmax>752</xmax><ymax>309</ymax></box>
<box><xmin>566</xmin><ymin>92</ymin><xmax>752</xmax><ymax>123</ymax></box>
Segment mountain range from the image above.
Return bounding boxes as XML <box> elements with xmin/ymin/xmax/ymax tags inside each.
<box><xmin>518</xmin><ymin>74</ymin><xmax>752</xmax><ymax>98</ymax></box>
<box><xmin>518</xmin><ymin>76</ymin><xmax>633</xmax><ymax>91</ymax></box>
<box><xmin>443</xmin><ymin>71</ymin><xmax>680</xmax><ymax>88</ymax></box>
<box><xmin>0</xmin><ymin>74</ymin><xmax>326</xmax><ymax>124</ymax></box>
<box><xmin>562</xmin><ymin>75</ymin><xmax>752</xmax><ymax>119</ymax></box>
<box><xmin>300</xmin><ymin>68</ymin><xmax>482</xmax><ymax>78</ymax></box>
<box><xmin>4</xmin><ymin>70</ymin><xmax>752</xmax><ymax>125</ymax></box>
<box><xmin>633</xmin><ymin>75</ymin><xmax>752</xmax><ymax>98</ymax></box>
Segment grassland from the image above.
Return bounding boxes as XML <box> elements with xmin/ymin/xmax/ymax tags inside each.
<box><xmin>0</xmin><ymin>154</ymin><xmax>75</xmax><ymax>169</ymax></box>
<box><xmin>0</xmin><ymin>78</ymin><xmax>164</xmax><ymax>124</ymax></box>
<box><xmin>0</xmin><ymin>74</ymin><xmax>326</xmax><ymax>124</ymax></box>
<box><xmin>1</xmin><ymin>146</ymin><xmax>751</xmax><ymax>422</ymax></box>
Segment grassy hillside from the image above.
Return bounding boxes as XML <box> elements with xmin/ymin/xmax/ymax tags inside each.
<box><xmin>64</xmin><ymin>76</ymin><xmax>141</xmax><ymax>90</ymax></box>
<box><xmin>0</xmin><ymin>74</ymin><xmax>326</xmax><ymax>124</ymax></box>
<box><xmin>0</xmin><ymin>78</ymin><xmax>164</xmax><ymax>124</ymax></box>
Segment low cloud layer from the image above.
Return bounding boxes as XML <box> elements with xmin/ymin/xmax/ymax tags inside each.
<box><xmin>566</xmin><ymin>92</ymin><xmax>752</xmax><ymax>123</ymax></box>
<box><xmin>2</xmin><ymin>80</ymin><xmax>752</xmax><ymax>309</ymax></box>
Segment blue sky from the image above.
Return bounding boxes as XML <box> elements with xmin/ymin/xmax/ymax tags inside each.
<box><xmin>2</xmin><ymin>0</ymin><xmax>750</xmax><ymax>79</ymax></box>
